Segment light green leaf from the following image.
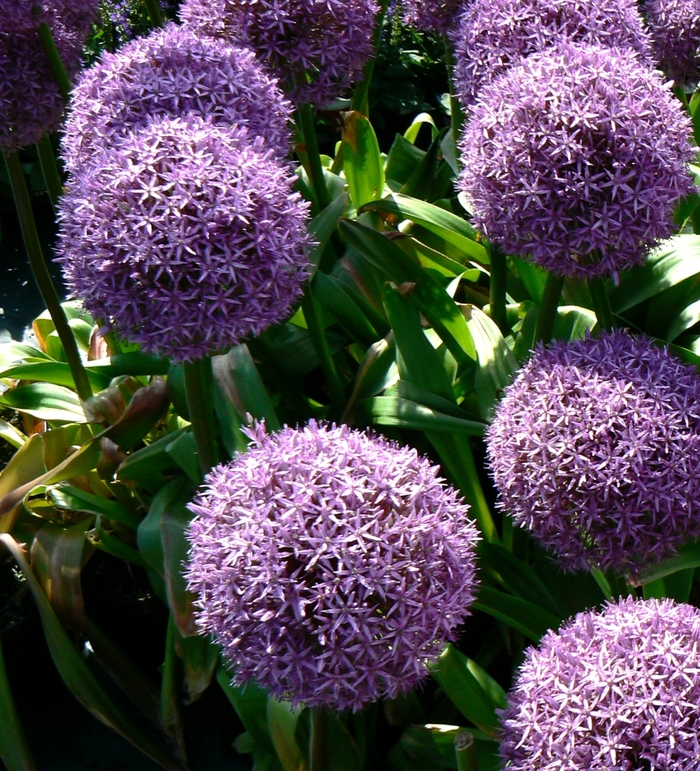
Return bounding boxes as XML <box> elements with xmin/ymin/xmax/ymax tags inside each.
<box><xmin>342</xmin><ymin>111</ymin><xmax>385</xmax><ymax>209</ymax></box>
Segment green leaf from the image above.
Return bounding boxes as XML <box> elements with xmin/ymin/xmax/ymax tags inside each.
<box><xmin>0</xmin><ymin>383</ymin><xmax>86</xmax><ymax>422</ymax></box>
<box><xmin>473</xmin><ymin>586</ymin><xmax>560</xmax><ymax>642</ymax></box>
<box><xmin>102</xmin><ymin>377</ymin><xmax>171</xmax><ymax>452</ymax></box>
<box><xmin>0</xmin><ymin>534</ymin><xmax>182</xmax><ymax>771</ymax></box>
<box><xmin>117</xmin><ymin>429</ymin><xmax>187</xmax><ymax>493</ymax></box>
<box><xmin>0</xmin><ymin>361</ymin><xmax>109</xmax><ymax>391</ymax></box>
<box><xmin>343</xmin><ymin>336</ymin><xmax>399</xmax><ymax>421</ymax></box>
<box><xmin>401</xmin><ymin>725</ymin><xmax>499</xmax><ymax>771</ymax></box>
<box><xmin>308</xmin><ymin>193</ymin><xmax>348</xmax><ymax>268</ymax></box>
<box><xmin>403</xmin><ymin>113</ymin><xmax>438</xmax><ymax>144</ymax></box>
<box><xmin>85</xmin><ymin>352</ymin><xmax>171</xmax><ymax>377</ymax></box>
<box><xmin>637</xmin><ymin>541</ymin><xmax>700</xmax><ymax>585</ymax></box>
<box><xmin>361</xmin><ymin>194</ymin><xmax>489</xmax><ymax>264</ymax></box>
<box><xmin>342</xmin><ymin>111</ymin><xmax>385</xmax><ymax>209</ymax></box>
<box><xmin>609</xmin><ymin>235</ymin><xmax>700</xmax><ymax>312</ymax></box>
<box><xmin>511</xmin><ymin>257</ymin><xmax>548</xmax><ymax>304</ymax></box>
<box><xmin>266</xmin><ymin>699</ymin><xmax>303</xmax><ymax>771</ymax></box>
<box><xmin>0</xmin><ymin>420</ymin><xmax>26</xmax><ymax>450</ymax></box>
<box><xmin>385</xmin><ymin>134</ymin><xmax>425</xmax><ymax>189</ymax></box>
<box><xmin>361</xmin><ymin>396</ymin><xmax>485</xmax><ymax>435</ymax></box>
<box><xmin>313</xmin><ymin>272</ymin><xmax>380</xmax><ymax>346</ymax></box>
<box><xmin>341</xmin><ymin>220</ymin><xmax>477</xmax><ymax>363</ymax></box>
<box><xmin>427</xmin><ymin>644</ymin><xmax>500</xmax><ymax>736</ymax></box>
<box><xmin>399</xmin><ymin>128</ymin><xmax>446</xmax><ymax>200</ymax></box>
<box><xmin>48</xmin><ymin>484</ymin><xmax>141</xmax><ymax>528</ymax></box>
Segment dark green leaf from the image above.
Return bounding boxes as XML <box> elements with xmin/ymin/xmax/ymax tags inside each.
<box><xmin>0</xmin><ymin>383</ymin><xmax>86</xmax><ymax>422</ymax></box>
<box><xmin>473</xmin><ymin>586</ymin><xmax>560</xmax><ymax>642</ymax></box>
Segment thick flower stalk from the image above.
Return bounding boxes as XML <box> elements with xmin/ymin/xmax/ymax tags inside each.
<box><xmin>487</xmin><ymin>330</ymin><xmax>700</xmax><ymax>577</ymax></box>
<box><xmin>185</xmin><ymin>421</ymin><xmax>480</xmax><ymax>712</ymax></box>
<box><xmin>645</xmin><ymin>0</ymin><xmax>700</xmax><ymax>89</ymax></box>
<box><xmin>501</xmin><ymin>597</ymin><xmax>700</xmax><ymax>770</ymax></box>
<box><xmin>459</xmin><ymin>44</ymin><xmax>694</xmax><ymax>279</ymax></box>
<box><xmin>179</xmin><ymin>0</ymin><xmax>380</xmax><ymax>106</ymax></box>
<box><xmin>451</xmin><ymin>0</ymin><xmax>653</xmax><ymax>108</ymax></box>
<box><xmin>400</xmin><ymin>0</ymin><xmax>465</xmax><ymax>34</ymax></box>
<box><xmin>0</xmin><ymin>0</ymin><xmax>100</xmax><ymax>150</ymax></box>
<box><xmin>56</xmin><ymin>116</ymin><xmax>312</xmax><ymax>363</ymax></box>
<box><xmin>61</xmin><ymin>23</ymin><xmax>293</xmax><ymax>171</ymax></box>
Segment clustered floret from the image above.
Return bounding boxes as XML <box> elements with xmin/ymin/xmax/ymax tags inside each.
<box><xmin>459</xmin><ymin>44</ymin><xmax>694</xmax><ymax>279</ymax></box>
<box><xmin>400</xmin><ymin>0</ymin><xmax>465</xmax><ymax>34</ymax></box>
<box><xmin>61</xmin><ymin>23</ymin><xmax>292</xmax><ymax>172</ymax></box>
<box><xmin>56</xmin><ymin>116</ymin><xmax>311</xmax><ymax>362</ymax></box>
<box><xmin>487</xmin><ymin>330</ymin><xmax>700</xmax><ymax>577</ymax></box>
<box><xmin>185</xmin><ymin>421</ymin><xmax>480</xmax><ymax>712</ymax></box>
<box><xmin>179</xmin><ymin>0</ymin><xmax>380</xmax><ymax>106</ymax></box>
<box><xmin>501</xmin><ymin>597</ymin><xmax>700</xmax><ymax>771</ymax></box>
<box><xmin>450</xmin><ymin>0</ymin><xmax>653</xmax><ymax>108</ymax></box>
<box><xmin>0</xmin><ymin>0</ymin><xmax>100</xmax><ymax>151</ymax></box>
<box><xmin>645</xmin><ymin>0</ymin><xmax>700</xmax><ymax>88</ymax></box>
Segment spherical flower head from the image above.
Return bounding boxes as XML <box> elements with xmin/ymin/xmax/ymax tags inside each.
<box><xmin>459</xmin><ymin>44</ymin><xmax>694</xmax><ymax>279</ymax></box>
<box><xmin>451</xmin><ymin>0</ymin><xmax>654</xmax><ymax>108</ymax></box>
<box><xmin>56</xmin><ymin>116</ymin><xmax>312</xmax><ymax>363</ymax></box>
<box><xmin>487</xmin><ymin>330</ymin><xmax>700</xmax><ymax>577</ymax></box>
<box><xmin>502</xmin><ymin>597</ymin><xmax>700</xmax><ymax>770</ymax></box>
<box><xmin>61</xmin><ymin>23</ymin><xmax>293</xmax><ymax>173</ymax></box>
<box><xmin>185</xmin><ymin>421</ymin><xmax>480</xmax><ymax>712</ymax></box>
<box><xmin>0</xmin><ymin>0</ymin><xmax>100</xmax><ymax>151</ymax></box>
<box><xmin>645</xmin><ymin>0</ymin><xmax>700</xmax><ymax>88</ymax></box>
<box><xmin>401</xmin><ymin>0</ymin><xmax>465</xmax><ymax>34</ymax></box>
<box><xmin>179</xmin><ymin>0</ymin><xmax>380</xmax><ymax>106</ymax></box>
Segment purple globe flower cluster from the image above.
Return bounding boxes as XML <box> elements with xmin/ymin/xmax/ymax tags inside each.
<box><xmin>0</xmin><ymin>0</ymin><xmax>100</xmax><ymax>151</ymax></box>
<box><xmin>179</xmin><ymin>0</ymin><xmax>380</xmax><ymax>106</ymax></box>
<box><xmin>57</xmin><ymin>117</ymin><xmax>311</xmax><ymax>362</ymax></box>
<box><xmin>459</xmin><ymin>44</ymin><xmax>694</xmax><ymax>279</ymax></box>
<box><xmin>450</xmin><ymin>0</ymin><xmax>653</xmax><ymax>108</ymax></box>
<box><xmin>57</xmin><ymin>22</ymin><xmax>313</xmax><ymax>360</ymax></box>
<box><xmin>400</xmin><ymin>0</ymin><xmax>466</xmax><ymax>34</ymax></box>
<box><xmin>486</xmin><ymin>330</ymin><xmax>700</xmax><ymax>577</ymax></box>
<box><xmin>185</xmin><ymin>421</ymin><xmax>480</xmax><ymax>712</ymax></box>
<box><xmin>502</xmin><ymin>597</ymin><xmax>700</xmax><ymax>771</ymax></box>
<box><xmin>645</xmin><ymin>0</ymin><xmax>700</xmax><ymax>88</ymax></box>
<box><xmin>61</xmin><ymin>23</ymin><xmax>293</xmax><ymax>171</ymax></box>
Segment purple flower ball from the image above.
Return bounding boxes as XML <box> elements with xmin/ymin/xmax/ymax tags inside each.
<box><xmin>487</xmin><ymin>330</ymin><xmax>700</xmax><ymax>577</ymax></box>
<box><xmin>56</xmin><ymin>116</ymin><xmax>312</xmax><ymax>363</ymax></box>
<box><xmin>179</xmin><ymin>0</ymin><xmax>380</xmax><ymax>106</ymax></box>
<box><xmin>501</xmin><ymin>597</ymin><xmax>700</xmax><ymax>771</ymax></box>
<box><xmin>401</xmin><ymin>0</ymin><xmax>466</xmax><ymax>34</ymax></box>
<box><xmin>451</xmin><ymin>0</ymin><xmax>653</xmax><ymax>108</ymax></box>
<box><xmin>185</xmin><ymin>421</ymin><xmax>480</xmax><ymax>712</ymax></box>
<box><xmin>61</xmin><ymin>23</ymin><xmax>293</xmax><ymax>172</ymax></box>
<box><xmin>0</xmin><ymin>0</ymin><xmax>100</xmax><ymax>151</ymax></box>
<box><xmin>645</xmin><ymin>0</ymin><xmax>700</xmax><ymax>88</ymax></box>
<box><xmin>459</xmin><ymin>44</ymin><xmax>694</xmax><ymax>279</ymax></box>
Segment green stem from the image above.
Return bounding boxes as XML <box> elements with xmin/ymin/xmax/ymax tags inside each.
<box><xmin>4</xmin><ymin>150</ymin><xmax>93</xmax><ymax>404</ymax></box>
<box><xmin>455</xmin><ymin>730</ymin><xmax>479</xmax><ymax>771</ymax></box>
<box><xmin>302</xmin><ymin>286</ymin><xmax>345</xmax><ymax>415</ymax></box>
<box><xmin>143</xmin><ymin>0</ymin><xmax>164</xmax><ymax>26</ymax></box>
<box><xmin>489</xmin><ymin>244</ymin><xmax>509</xmax><ymax>336</ymax></box>
<box><xmin>296</xmin><ymin>102</ymin><xmax>331</xmax><ymax>211</ymax></box>
<box><xmin>534</xmin><ymin>273</ymin><xmax>565</xmax><ymax>345</ymax></box>
<box><xmin>310</xmin><ymin>709</ymin><xmax>329</xmax><ymax>771</ymax></box>
<box><xmin>183</xmin><ymin>357</ymin><xmax>219</xmax><ymax>477</ymax></box>
<box><xmin>588</xmin><ymin>277</ymin><xmax>615</xmax><ymax>331</ymax></box>
<box><xmin>37</xmin><ymin>22</ymin><xmax>71</xmax><ymax>102</ymax></box>
<box><xmin>443</xmin><ymin>35</ymin><xmax>465</xmax><ymax>154</ymax></box>
<box><xmin>36</xmin><ymin>135</ymin><xmax>63</xmax><ymax>210</ymax></box>
<box><xmin>351</xmin><ymin>0</ymin><xmax>390</xmax><ymax>116</ymax></box>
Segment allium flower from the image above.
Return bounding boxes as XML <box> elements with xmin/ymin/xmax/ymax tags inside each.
<box><xmin>645</xmin><ymin>0</ymin><xmax>700</xmax><ymax>88</ymax></box>
<box><xmin>56</xmin><ymin>116</ymin><xmax>311</xmax><ymax>362</ymax></box>
<box><xmin>185</xmin><ymin>421</ymin><xmax>480</xmax><ymax>712</ymax></box>
<box><xmin>487</xmin><ymin>330</ymin><xmax>700</xmax><ymax>577</ymax></box>
<box><xmin>0</xmin><ymin>0</ymin><xmax>100</xmax><ymax>151</ymax></box>
<box><xmin>179</xmin><ymin>0</ymin><xmax>380</xmax><ymax>106</ymax></box>
<box><xmin>459</xmin><ymin>44</ymin><xmax>694</xmax><ymax>279</ymax></box>
<box><xmin>451</xmin><ymin>0</ymin><xmax>653</xmax><ymax>108</ymax></box>
<box><xmin>61</xmin><ymin>23</ymin><xmax>293</xmax><ymax>172</ymax></box>
<box><xmin>401</xmin><ymin>0</ymin><xmax>465</xmax><ymax>34</ymax></box>
<box><xmin>501</xmin><ymin>597</ymin><xmax>700</xmax><ymax>771</ymax></box>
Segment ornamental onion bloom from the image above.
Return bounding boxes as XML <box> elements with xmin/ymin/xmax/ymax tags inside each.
<box><xmin>61</xmin><ymin>23</ymin><xmax>293</xmax><ymax>172</ymax></box>
<box><xmin>179</xmin><ymin>0</ymin><xmax>380</xmax><ymax>106</ymax></box>
<box><xmin>451</xmin><ymin>0</ymin><xmax>653</xmax><ymax>108</ymax></box>
<box><xmin>487</xmin><ymin>330</ymin><xmax>700</xmax><ymax>577</ymax></box>
<box><xmin>501</xmin><ymin>597</ymin><xmax>700</xmax><ymax>771</ymax></box>
<box><xmin>645</xmin><ymin>0</ymin><xmax>700</xmax><ymax>88</ymax></box>
<box><xmin>459</xmin><ymin>44</ymin><xmax>694</xmax><ymax>279</ymax></box>
<box><xmin>185</xmin><ymin>421</ymin><xmax>480</xmax><ymax>712</ymax></box>
<box><xmin>56</xmin><ymin>116</ymin><xmax>311</xmax><ymax>362</ymax></box>
<box><xmin>401</xmin><ymin>0</ymin><xmax>466</xmax><ymax>34</ymax></box>
<box><xmin>0</xmin><ymin>0</ymin><xmax>100</xmax><ymax>151</ymax></box>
